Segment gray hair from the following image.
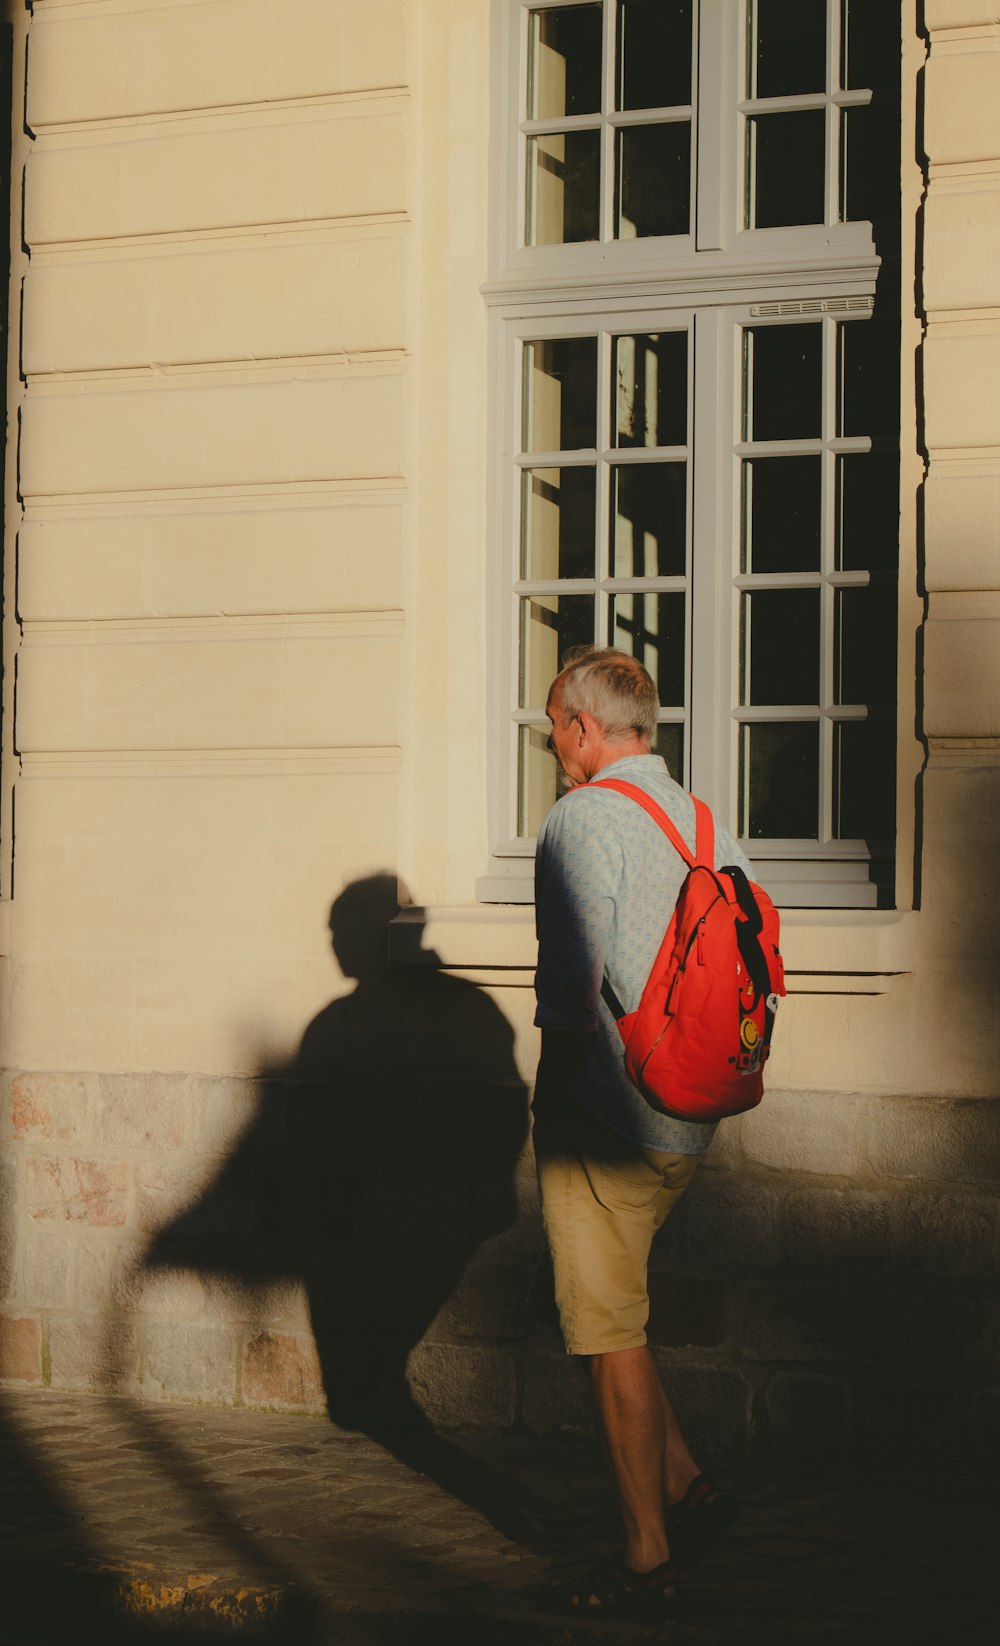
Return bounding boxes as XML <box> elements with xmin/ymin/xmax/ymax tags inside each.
<box><xmin>557</xmin><ymin>646</ymin><xmax>659</xmax><ymax>743</ymax></box>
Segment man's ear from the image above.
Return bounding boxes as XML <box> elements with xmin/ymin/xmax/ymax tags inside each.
<box><xmin>575</xmin><ymin>710</ymin><xmax>598</xmax><ymax>744</ymax></box>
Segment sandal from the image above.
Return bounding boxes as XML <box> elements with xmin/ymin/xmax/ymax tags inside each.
<box><xmin>556</xmin><ymin>1555</ymin><xmax>679</xmax><ymax>1620</ymax></box>
<box><xmin>665</xmin><ymin>1474</ymin><xmax>739</xmax><ymax>1571</ymax></box>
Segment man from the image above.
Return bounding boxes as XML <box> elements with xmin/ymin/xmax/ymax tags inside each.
<box><xmin>533</xmin><ymin>646</ymin><xmax>749</xmax><ymax>1619</ymax></box>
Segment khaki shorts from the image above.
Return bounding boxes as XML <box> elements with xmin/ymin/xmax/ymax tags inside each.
<box><xmin>533</xmin><ymin>1090</ymin><xmax>698</xmax><ymax>1357</ymax></box>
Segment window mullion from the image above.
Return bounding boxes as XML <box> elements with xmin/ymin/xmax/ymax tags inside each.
<box><xmin>819</xmin><ymin>313</ymin><xmax>838</xmax><ymax>844</ymax></box>
<box><xmin>689</xmin><ymin>306</ymin><xmax>727</xmax><ymax>811</ymax></box>
<box><xmin>596</xmin><ymin>327</ymin><xmax>612</xmax><ymax>644</ymax></box>
<box><xmin>696</xmin><ymin>0</ymin><xmax>727</xmax><ymax>252</ymax></box>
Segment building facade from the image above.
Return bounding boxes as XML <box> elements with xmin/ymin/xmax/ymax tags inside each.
<box><xmin>0</xmin><ymin>0</ymin><xmax>997</xmax><ymax>1460</ymax></box>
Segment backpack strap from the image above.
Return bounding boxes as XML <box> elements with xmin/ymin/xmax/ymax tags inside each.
<box><xmin>589</xmin><ymin>778</ymin><xmax>712</xmax><ymax>870</ymax></box>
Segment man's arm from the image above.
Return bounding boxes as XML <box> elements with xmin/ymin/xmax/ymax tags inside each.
<box><xmin>534</xmin><ymin>791</ymin><xmax>622</xmax><ymax>1034</ymax></box>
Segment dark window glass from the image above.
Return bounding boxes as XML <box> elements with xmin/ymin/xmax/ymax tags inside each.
<box><xmin>742</xmin><ymin>722</ymin><xmax>820</xmax><ymax>839</ymax></box>
<box><xmin>523</xmin><ymin>337</ymin><xmax>598</xmax><ymax>452</ymax></box>
<box><xmin>519</xmin><ymin>593</ymin><xmax>594</xmax><ymax>707</ymax></box>
<box><xmin>843</xmin><ymin>0</ymin><xmax>900</xmax><ymax>93</ymax></box>
<box><xmin>751</xmin><ymin>0</ymin><xmax>827</xmax><ymax>98</ymax></box>
<box><xmin>521</xmin><ymin>466</ymin><xmax>597</xmax><ymax>580</ymax></box>
<box><xmin>833</xmin><ymin>717</ymin><xmax>896</xmax><ymax>842</ymax></box>
<box><xmin>610</xmin><ymin>591</ymin><xmax>686</xmax><ymax>707</ymax></box>
<box><xmin>744</xmin><ymin>324</ymin><xmax>823</xmax><ymax>441</ymax></box>
<box><xmin>834</xmin><ymin>585</ymin><xmax>897</xmax><ymax>706</ymax></box>
<box><xmin>748</xmin><ymin>110</ymin><xmax>826</xmax><ymax>228</ymax></box>
<box><xmin>529</xmin><ymin>4</ymin><xmax>603</xmax><ymax>117</ymax></box>
<box><xmin>742</xmin><ymin>456</ymin><xmax>822</xmax><ymax>573</ymax></box>
<box><xmin>618</xmin><ymin>0</ymin><xmax>692</xmax><ymax>110</ymax></box>
<box><xmin>614</xmin><ymin>330</ymin><xmax>688</xmax><ymax>447</ymax></box>
<box><xmin>612</xmin><ymin>464</ymin><xmax>686</xmax><ymax>578</ymax></box>
<box><xmin>838</xmin><ymin>317</ymin><xmax>899</xmax><ymax>442</ymax></box>
<box><xmin>836</xmin><ymin>452</ymin><xmax>899</xmax><ymax>573</ymax></box>
<box><xmin>617</xmin><ymin>122</ymin><xmax>691</xmax><ymax>238</ymax></box>
<box><xmin>527</xmin><ymin>130</ymin><xmax>601</xmax><ymax>245</ymax></box>
<box><xmin>653</xmin><ymin>722</ymin><xmax>684</xmax><ymax>782</ymax></box>
<box><xmin>742</xmin><ymin>590</ymin><xmax>821</xmax><ymax>705</ymax></box>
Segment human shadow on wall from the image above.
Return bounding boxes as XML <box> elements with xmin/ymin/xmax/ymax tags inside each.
<box><xmin>141</xmin><ymin>872</ymin><xmax>545</xmax><ymax>1547</ymax></box>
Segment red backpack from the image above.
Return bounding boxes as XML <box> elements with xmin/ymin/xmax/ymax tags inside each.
<box><xmin>591</xmin><ymin>779</ymin><xmax>785</xmax><ymax>1123</ymax></box>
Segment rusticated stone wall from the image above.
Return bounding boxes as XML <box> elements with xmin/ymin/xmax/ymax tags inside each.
<box><xmin>2</xmin><ymin>1068</ymin><xmax>997</xmax><ymax>1462</ymax></box>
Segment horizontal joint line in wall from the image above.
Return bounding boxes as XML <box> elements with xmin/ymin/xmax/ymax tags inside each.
<box><xmin>21</xmin><ymin>477</ymin><xmax>408</xmax><ymax>519</ymax></box>
<box><xmin>18</xmin><ymin>747</ymin><xmax>404</xmax><ymax>779</ymax></box>
<box><xmin>29</xmin><ymin>85</ymin><xmax>410</xmax><ymax>141</ymax></box>
<box><xmin>20</xmin><ymin>612</ymin><xmax>406</xmax><ymax>644</ymax></box>
<box><xmin>29</xmin><ymin>213</ymin><xmax>412</xmax><ymax>260</ymax></box>
<box><xmin>25</xmin><ymin>349</ymin><xmax>408</xmax><ymax>391</ymax></box>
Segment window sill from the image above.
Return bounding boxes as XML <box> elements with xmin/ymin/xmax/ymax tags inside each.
<box><xmin>390</xmin><ymin>906</ymin><xmax>917</xmax><ymax>994</ymax></box>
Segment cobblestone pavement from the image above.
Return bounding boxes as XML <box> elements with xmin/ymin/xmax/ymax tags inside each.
<box><xmin>0</xmin><ymin>1389</ymin><xmax>993</xmax><ymax>1645</ymax></box>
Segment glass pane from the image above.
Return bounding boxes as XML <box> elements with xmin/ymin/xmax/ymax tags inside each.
<box><xmin>618</xmin><ymin>0</ymin><xmax>692</xmax><ymax>111</ymax></box>
<box><xmin>518</xmin><ymin>725</ymin><xmax>570</xmax><ymax>837</ymax></box>
<box><xmin>836</xmin><ymin>452</ymin><xmax>899</xmax><ymax>572</ymax></box>
<box><xmin>834</xmin><ymin>586</ymin><xmax>897</xmax><ymax>706</ymax></box>
<box><xmin>833</xmin><ymin>718</ymin><xmax>895</xmax><ymax>842</ymax></box>
<box><xmin>610</xmin><ymin>591</ymin><xmax>685</xmax><ymax>707</ymax></box>
<box><xmin>614</xmin><ymin>331</ymin><xmax>687</xmax><ymax>448</ymax></box>
<box><xmin>519</xmin><ymin>592</ymin><xmax>594</xmax><ymax>707</ymax></box>
<box><xmin>838</xmin><ymin>318</ymin><xmax>899</xmax><ymax>441</ymax></box>
<box><xmin>750</xmin><ymin>0</ymin><xmax>827</xmax><ymax>99</ymax></box>
<box><xmin>742</xmin><ymin>456</ymin><xmax>822</xmax><ymax>573</ymax></box>
<box><xmin>521</xmin><ymin>466</ymin><xmax>597</xmax><ymax>580</ymax></box>
<box><xmin>616</xmin><ymin>122</ymin><xmax>691</xmax><ymax>238</ymax></box>
<box><xmin>742</xmin><ymin>590</ymin><xmax>820</xmax><ymax>706</ymax></box>
<box><xmin>529</xmin><ymin>4</ymin><xmax>603</xmax><ymax>118</ymax></box>
<box><xmin>653</xmin><ymin>721</ymin><xmax>684</xmax><ymax>782</ymax></box>
<box><xmin>612</xmin><ymin>463</ymin><xmax>686</xmax><ymax>577</ymax></box>
<box><xmin>748</xmin><ymin>110</ymin><xmax>826</xmax><ymax>228</ymax></box>
<box><xmin>744</xmin><ymin>324</ymin><xmax>822</xmax><ymax>442</ymax></box>
<box><xmin>842</xmin><ymin>100</ymin><xmax>900</xmax><ymax>229</ymax></box>
<box><xmin>843</xmin><ymin>0</ymin><xmax>899</xmax><ymax>92</ymax></box>
<box><xmin>527</xmin><ymin>130</ymin><xmax>600</xmax><ymax>245</ymax></box>
<box><xmin>741</xmin><ymin>722</ymin><xmax>820</xmax><ymax>839</ymax></box>
<box><xmin>523</xmin><ymin>337</ymin><xmax>598</xmax><ymax>452</ymax></box>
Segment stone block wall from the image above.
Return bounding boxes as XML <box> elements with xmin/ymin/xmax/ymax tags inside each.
<box><xmin>2</xmin><ymin>1068</ymin><xmax>997</xmax><ymax>1463</ymax></box>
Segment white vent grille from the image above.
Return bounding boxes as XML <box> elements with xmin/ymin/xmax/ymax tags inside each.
<box><xmin>749</xmin><ymin>296</ymin><xmax>874</xmax><ymax>318</ymax></box>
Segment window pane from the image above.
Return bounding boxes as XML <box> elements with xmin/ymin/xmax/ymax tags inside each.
<box><xmin>618</xmin><ymin>0</ymin><xmax>692</xmax><ymax>111</ymax></box>
<box><xmin>519</xmin><ymin>592</ymin><xmax>594</xmax><ymax>707</ymax></box>
<box><xmin>616</xmin><ymin>122</ymin><xmax>691</xmax><ymax>238</ymax></box>
<box><xmin>834</xmin><ymin>586</ymin><xmax>897</xmax><ymax>706</ymax></box>
<box><xmin>838</xmin><ymin>317</ymin><xmax>899</xmax><ymax>441</ymax></box>
<box><xmin>521</xmin><ymin>466</ymin><xmax>596</xmax><ymax>580</ymax></box>
<box><xmin>750</xmin><ymin>0</ymin><xmax>827</xmax><ymax>98</ymax></box>
<box><xmin>518</xmin><ymin>725</ymin><xmax>568</xmax><ymax>837</ymax></box>
<box><xmin>614</xmin><ymin>331</ymin><xmax>687</xmax><ymax>448</ymax></box>
<box><xmin>523</xmin><ymin>337</ymin><xmax>598</xmax><ymax>452</ymax></box>
<box><xmin>742</xmin><ymin>456</ymin><xmax>822</xmax><ymax>573</ymax></box>
<box><xmin>653</xmin><ymin>721</ymin><xmax>684</xmax><ymax>782</ymax></box>
<box><xmin>742</xmin><ymin>590</ymin><xmax>820</xmax><ymax>705</ymax></box>
<box><xmin>833</xmin><ymin>718</ymin><xmax>895</xmax><ymax>842</ymax></box>
<box><xmin>612</xmin><ymin>463</ymin><xmax>686</xmax><ymax>577</ymax></box>
<box><xmin>748</xmin><ymin>110</ymin><xmax>826</xmax><ymax>228</ymax></box>
<box><xmin>836</xmin><ymin>452</ymin><xmax>899</xmax><ymax>572</ymax></box>
<box><xmin>842</xmin><ymin>100</ymin><xmax>900</xmax><ymax>229</ymax></box>
<box><xmin>744</xmin><ymin>324</ymin><xmax>822</xmax><ymax>442</ymax></box>
<box><xmin>610</xmin><ymin>591</ymin><xmax>685</xmax><ymax>707</ymax></box>
<box><xmin>529</xmin><ymin>4</ymin><xmax>603</xmax><ymax>118</ymax></box>
<box><xmin>843</xmin><ymin>0</ymin><xmax>899</xmax><ymax>92</ymax></box>
<box><xmin>741</xmin><ymin>722</ymin><xmax>820</xmax><ymax>839</ymax></box>
<box><xmin>527</xmin><ymin>130</ymin><xmax>601</xmax><ymax>245</ymax></box>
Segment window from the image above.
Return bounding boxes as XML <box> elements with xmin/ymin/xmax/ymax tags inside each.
<box><xmin>483</xmin><ymin>0</ymin><xmax>901</xmax><ymax>907</ymax></box>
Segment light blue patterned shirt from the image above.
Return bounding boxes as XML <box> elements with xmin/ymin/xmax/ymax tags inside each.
<box><xmin>534</xmin><ymin>753</ymin><xmax>752</xmax><ymax>1154</ymax></box>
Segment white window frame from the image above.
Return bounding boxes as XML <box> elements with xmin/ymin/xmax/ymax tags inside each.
<box><xmin>480</xmin><ymin>0</ymin><xmax>897</xmax><ymax>907</ymax></box>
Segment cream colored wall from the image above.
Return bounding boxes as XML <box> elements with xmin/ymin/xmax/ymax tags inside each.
<box><xmin>2</xmin><ymin>0</ymin><xmax>482</xmax><ymax>1079</ymax></box>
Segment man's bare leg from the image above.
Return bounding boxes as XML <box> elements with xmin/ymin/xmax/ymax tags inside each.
<box><xmin>589</xmin><ymin>1345</ymin><xmax>675</xmax><ymax>1574</ymax></box>
<box><xmin>656</xmin><ymin>1375</ymin><xmax>702</xmax><ymax>1506</ymax></box>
